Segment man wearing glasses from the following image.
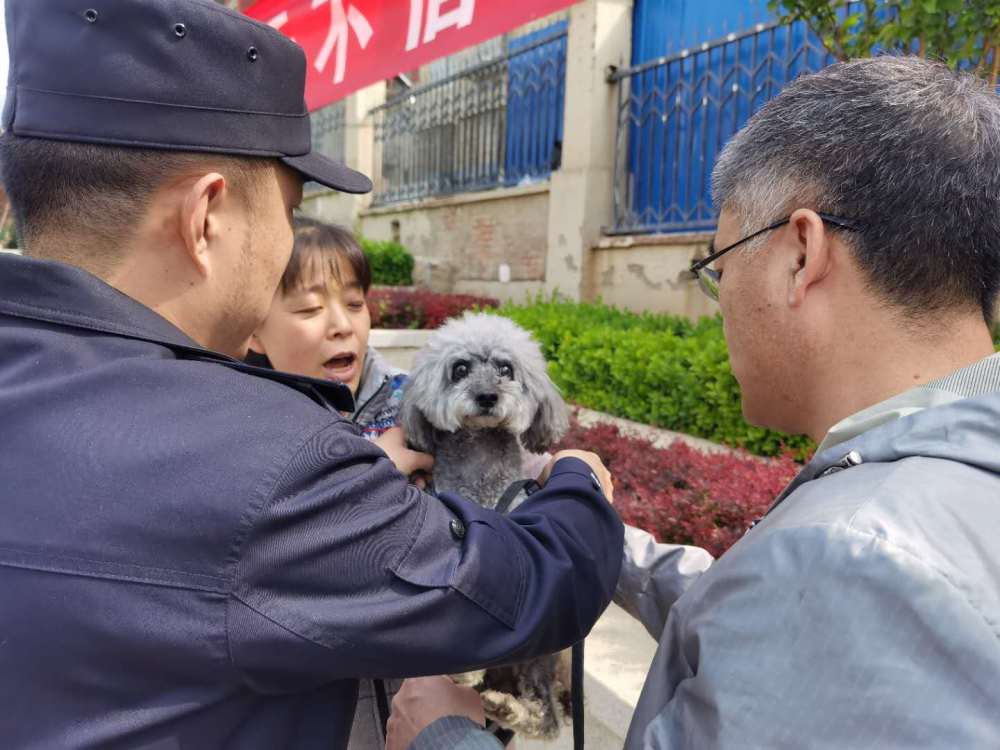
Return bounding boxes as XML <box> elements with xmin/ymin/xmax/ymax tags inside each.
<box><xmin>387</xmin><ymin>55</ymin><xmax>1000</xmax><ymax>749</ymax></box>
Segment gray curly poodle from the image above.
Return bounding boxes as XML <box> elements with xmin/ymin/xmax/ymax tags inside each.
<box><xmin>400</xmin><ymin>312</ymin><xmax>573</xmax><ymax>740</ymax></box>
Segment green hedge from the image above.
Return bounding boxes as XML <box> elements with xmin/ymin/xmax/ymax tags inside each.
<box><xmin>360</xmin><ymin>237</ymin><xmax>414</xmax><ymax>286</ymax></box>
<box><xmin>498</xmin><ymin>298</ymin><xmax>814</xmax><ymax>458</ymax></box>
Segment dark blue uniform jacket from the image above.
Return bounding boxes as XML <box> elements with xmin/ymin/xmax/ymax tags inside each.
<box><xmin>0</xmin><ymin>255</ymin><xmax>624</xmax><ymax>749</ymax></box>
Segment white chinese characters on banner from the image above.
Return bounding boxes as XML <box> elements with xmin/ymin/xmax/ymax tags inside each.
<box><xmin>267</xmin><ymin>10</ymin><xmax>289</xmax><ymax>29</ymax></box>
<box><xmin>406</xmin><ymin>0</ymin><xmax>476</xmax><ymax>51</ymax></box>
<box><xmin>269</xmin><ymin>1</ymin><xmax>374</xmax><ymax>85</ymax></box>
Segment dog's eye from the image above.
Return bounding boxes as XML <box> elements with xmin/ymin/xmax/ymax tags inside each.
<box><xmin>498</xmin><ymin>363</ymin><xmax>514</xmax><ymax>379</ymax></box>
<box><xmin>451</xmin><ymin>362</ymin><xmax>470</xmax><ymax>382</ymax></box>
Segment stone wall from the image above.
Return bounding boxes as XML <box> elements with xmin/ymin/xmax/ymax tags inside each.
<box><xmin>302</xmin><ymin>191</ymin><xmax>360</xmax><ymax>232</ymax></box>
<box><xmin>305</xmin><ymin>190</ymin><xmax>718</xmax><ymax>318</ymax></box>
<box><xmin>356</xmin><ymin>183</ymin><xmax>550</xmax><ymax>303</ymax></box>
<box><xmin>587</xmin><ymin>232</ymin><xmax>716</xmax><ymax>319</ymax></box>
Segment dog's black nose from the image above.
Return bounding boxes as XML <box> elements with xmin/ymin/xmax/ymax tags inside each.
<box><xmin>475</xmin><ymin>392</ymin><xmax>499</xmax><ymax>409</ymax></box>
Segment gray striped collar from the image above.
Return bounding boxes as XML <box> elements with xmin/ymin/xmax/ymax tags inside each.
<box><xmin>818</xmin><ymin>351</ymin><xmax>1000</xmax><ymax>453</ymax></box>
<box><xmin>921</xmin><ymin>350</ymin><xmax>1000</xmax><ymax>397</ymax></box>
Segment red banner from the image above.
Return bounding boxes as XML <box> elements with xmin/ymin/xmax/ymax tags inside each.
<box><xmin>245</xmin><ymin>0</ymin><xmax>579</xmax><ymax>111</ymax></box>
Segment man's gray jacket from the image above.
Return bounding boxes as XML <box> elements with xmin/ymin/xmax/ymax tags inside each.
<box><xmin>414</xmin><ymin>374</ymin><xmax>1000</xmax><ymax>749</ymax></box>
<box><xmin>618</xmin><ymin>388</ymin><xmax>1000</xmax><ymax>748</ymax></box>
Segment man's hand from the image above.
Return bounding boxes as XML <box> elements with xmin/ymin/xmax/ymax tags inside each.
<box><xmin>538</xmin><ymin>449</ymin><xmax>614</xmax><ymax>502</ymax></box>
<box><xmin>385</xmin><ymin>676</ymin><xmax>485</xmax><ymax>750</ymax></box>
<box><xmin>375</xmin><ymin>427</ymin><xmax>434</xmax><ymax>480</ymax></box>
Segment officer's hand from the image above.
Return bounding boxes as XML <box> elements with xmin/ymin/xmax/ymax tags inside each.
<box><xmin>375</xmin><ymin>427</ymin><xmax>435</xmax><ymax>480</ymax></box>
<box><xmin>538</xmin><ymin>450</ymin><xmax>614</xmax><ymax>502</ymax></box>
<box><xmin>386</xmin><ymin>676</ymin><xmax>485</xmax><ymax>750</ymax></box>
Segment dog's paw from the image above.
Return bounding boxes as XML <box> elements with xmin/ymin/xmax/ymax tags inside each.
<box><xmin>481</xmin><ymin>689</ymin><xmax>531</xmax><ymax>729</ymax></box>
<box><xmin>451</xmin><ymin>670</ymin><xmax>486</xmax><ymax>688</ymax></box>
<box><xmin>482</xmin><ymin>690</ymin><xmax>561</xmax><ymax>740</ymax></box>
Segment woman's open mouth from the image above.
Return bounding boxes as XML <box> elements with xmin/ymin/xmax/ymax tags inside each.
<box><xmin>322</xmin><ymin>352</ymin><xmax>359</xmax><ymax>383</ymax></box>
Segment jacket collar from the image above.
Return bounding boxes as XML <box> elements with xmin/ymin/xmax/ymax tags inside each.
<box><xmin>769</xmin><ymin>358</ymin><xmax>1000</xmax><ymax>514</ymax></box>
<box><xmin>0</xmin><ymin>253</ymin><xmax>203</xmax><ymax>350</ymax></box>
<box><xmin>0</xmin><ymin>254</ymin><xmax>355</xmax><ymax>411</ymax></box>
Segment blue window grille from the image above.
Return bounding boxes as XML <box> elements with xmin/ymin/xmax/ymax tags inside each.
<box><xmin>609</xmin><ymin>16</ymin><xmax>836</xmax><ymax>234</ymax></box>
<box><xmin>371</xmin><ymin>23</ymin><xmax>567</xmax><ymax>205</ymax></box>
<box><xmin>504</xmin><ymin>20</ymin><xmax>568</xmax><ymax>185</ymax></box>
<box><xmin>632</xmin><ymin>0</ymin><xmax>773</xmax><ymax>64</ymax></box>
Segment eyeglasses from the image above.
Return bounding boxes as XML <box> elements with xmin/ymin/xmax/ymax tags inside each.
<box><xmin>686</xmin><ymin>213</ymin><xmax>863</xmax><ymax>301</ymax></box>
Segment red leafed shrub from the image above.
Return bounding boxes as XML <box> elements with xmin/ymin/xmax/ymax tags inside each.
<box><xmin>368</xmin><ymin>288</ymin><xmax>499</xmax><ymax>330</ymax></box>
<box><xmin>553</xmin><ymin>419</ymin><xmax>800</xmax><ymax>558</ymax></box>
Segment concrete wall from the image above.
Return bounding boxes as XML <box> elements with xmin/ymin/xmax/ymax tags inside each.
<box><xmin>368</xmin><ymin>329</ymin><xmax>432</xmax><ymax>372</ymax></box>
<box><xmin>303</xmin><ymin>191</ymin><xmax>359</xmax><ymax>231</ymax></box>
<box><xmin>357</xmin><ymin>184</ymin><xmax>550</xmax><ymax>303</ymax></box>
<box><xmin>587</xmin><ymin>232</ymin><xmax>717</xmax><ymax>319</ymax></box>
<box><xmin>309</xmin><ymin>192</ymin><xmax>717</xmax><ymax>317</ymax></box>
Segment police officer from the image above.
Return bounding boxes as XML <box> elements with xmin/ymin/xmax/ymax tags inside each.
<box><xmin>0</xmin><ymin>1</ymin><xmax>623</xmax><ymax>748</ymax></box>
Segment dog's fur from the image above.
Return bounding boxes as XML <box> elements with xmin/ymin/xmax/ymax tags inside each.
<box><xmin>400</xmin><ymin>313</ymin><xmax>572</xmax><ymax>739</ymax></box>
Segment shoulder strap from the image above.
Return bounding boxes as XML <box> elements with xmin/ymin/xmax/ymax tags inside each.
<box><xmin>493</xmin><ymin>479</ymin><xmax>539</xmax><ymax>515</ymax></box>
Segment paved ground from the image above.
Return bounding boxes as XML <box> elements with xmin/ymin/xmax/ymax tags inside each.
<box><xmin>519</xmin><ymin>604</ymin><xmax>659</xmax><ymax>750</ymax></box>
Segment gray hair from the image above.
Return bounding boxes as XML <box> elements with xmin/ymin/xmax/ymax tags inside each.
<box><xmin>712</xmin><ymin>55</ymin><xmax>1000</xmax><ymax>323</ymax></box>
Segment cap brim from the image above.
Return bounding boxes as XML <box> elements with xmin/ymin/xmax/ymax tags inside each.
<box><xmin>281</xmin><ymin>152</ymin><xmax>373</xmax><ymax>194</ymax></box>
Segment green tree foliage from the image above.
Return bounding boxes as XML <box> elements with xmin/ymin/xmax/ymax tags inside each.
<box><xmin>770</xmin><ymin>0</ymin><xmax>1000</xmax><ymax>84</ymax></box>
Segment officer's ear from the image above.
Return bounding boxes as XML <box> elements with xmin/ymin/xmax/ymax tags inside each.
<box><xmin>179</xmin><ymin>172</ymin><xmax>227</xmax><ymax>277</ymax></box>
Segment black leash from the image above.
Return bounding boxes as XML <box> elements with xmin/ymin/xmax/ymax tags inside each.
<box><xmin>571</xmin><ymin>640</ymin><xmax>584</xmax><ymax>750</ymax></box>
<box><xmin>494</xmin><ymin>479</ymin><xmax>586</xmax><ymax>750</ymax></box>
<box><xmin>374</xmin><ymin>679</ymin><xmax>391</xmax><ymax>742</ymax></box>
<box><xmin>492</xmin><ymin>478</ymin><xmax>537</xmax><ymax>515</ymax></box>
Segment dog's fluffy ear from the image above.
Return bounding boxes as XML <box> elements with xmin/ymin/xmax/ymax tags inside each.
<box><xmin>400</xmin><ymin>400</ymin><xmax>437</xmax><ymax>454</ymax></box>
<box><xmin>399</xmin><ymin>389</ymin><xmax>437</xmax><ymax>454</ymax></box>
<box><xmin>399</xmin><ymin>351</ymin><xmax>444</xmax><ymax>453</ymax></box>
<box><xmin>519</xmin><ymin>366</ymin><xmax>569</xmax><ymax>454</ymax></box>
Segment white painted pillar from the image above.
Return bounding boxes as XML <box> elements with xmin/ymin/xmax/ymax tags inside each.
<box><xmin>545</xmin><ymin>0</ymin><xmax>633</xmax><ymax>300</ymax></box>
<box><xmin>304</xmin><ymin>81</ymin><xmax>386</xmax><ymax>229</ymax></box>
<box><xmin>344</xmin><ymin>81</ymin><xmax>385</xmax><ymax>202</ymax></box>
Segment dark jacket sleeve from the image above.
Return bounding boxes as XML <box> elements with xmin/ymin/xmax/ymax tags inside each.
<box><xmin>226</xmin><ymin>420</ymin><xmax>623</xmax><ymax>690</ymax></box>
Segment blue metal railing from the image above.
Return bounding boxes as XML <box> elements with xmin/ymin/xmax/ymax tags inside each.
<box><xmin>370</xmin><ymin>25</ymin><xmax>567</xmax><ymax>206</ymax></box>
<box><xmin>608</xmin><ymin>19</ymin><xmax>835</xmax><ymax>234</ymax></box>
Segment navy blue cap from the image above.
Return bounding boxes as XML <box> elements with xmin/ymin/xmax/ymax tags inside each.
<box><xmin>2</xmin><ymin>0</ymin><xmax>372</xmax><ymax>194</ymax></box>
